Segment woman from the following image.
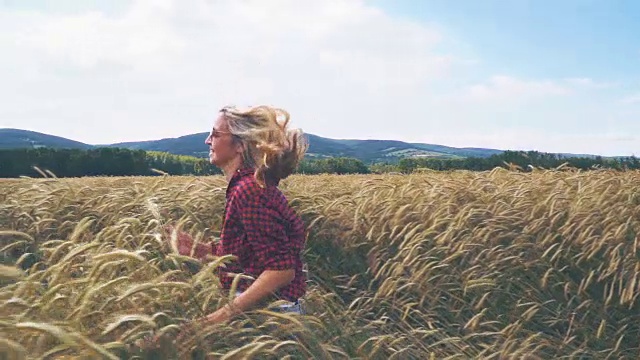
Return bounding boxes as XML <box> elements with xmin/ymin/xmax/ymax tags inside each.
<box><xmin>170</xmin><ymin>105</ymin><xmax>309</xmax><ymax>324</ymax></box>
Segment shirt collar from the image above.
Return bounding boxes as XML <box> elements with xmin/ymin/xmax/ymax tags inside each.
<box><xmin>226</xmin><ymin>166</ymin><xmax>255</xmax><ymax>195</ymax></box>
<box><xmin>235</xmin><ymin>166</ymin><xmax>255</xmax><ymax>178</ymax></box>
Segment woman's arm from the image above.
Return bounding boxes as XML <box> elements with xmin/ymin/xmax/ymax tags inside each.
<box><xmin>205</xmin><ymin>269</ymin><xmax>295</xmax><ymax>322</ymax></box>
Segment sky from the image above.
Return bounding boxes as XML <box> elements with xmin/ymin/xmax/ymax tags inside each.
<box><xmin>0</xmin><ymin>0</ymin><xmax>638</xmax><ymax>156</ymax></box>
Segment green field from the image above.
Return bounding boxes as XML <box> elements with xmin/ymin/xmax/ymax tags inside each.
<box><xmin>1</xmin><ymin>169</ymin><xmax>640</xmax><ymax>359</ymax></box>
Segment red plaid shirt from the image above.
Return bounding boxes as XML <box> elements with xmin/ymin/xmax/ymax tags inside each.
<box><xmin>215</xmin><ymin>167</ymin><xmax>307</xmax><ymax>302</ymax></box>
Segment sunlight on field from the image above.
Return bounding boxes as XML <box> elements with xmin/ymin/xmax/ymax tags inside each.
<box><xmin>1</xmin><ymin>169</ymin><xmax>640</xmax><ymax>359</ymax></box>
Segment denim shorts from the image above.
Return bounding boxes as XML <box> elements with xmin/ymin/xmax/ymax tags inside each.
<box><xmin>235</xmin><ymin>292</ymin><xmax>305</xmax><ymax>315</ymax></box>
<box><xmin>273</xmin><ymin>300</ymin><xmax>305</xmax><ymax>314</ymax></box>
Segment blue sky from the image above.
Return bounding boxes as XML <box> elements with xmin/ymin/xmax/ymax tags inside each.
<box><xmin>381</xmin><ymin>0</ymin><xmax>640</xmax><ymax>80</ymax></box>
<box><xmin>0</xmin><ymin>0</ymin><xmax>638</xmax><ymax>156</ymax></box>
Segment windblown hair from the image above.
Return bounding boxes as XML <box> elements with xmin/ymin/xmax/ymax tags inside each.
<box><xmin>220</xmin><ymin>105</ymin><xmax>309</xmax><ymax>187</ymax></box>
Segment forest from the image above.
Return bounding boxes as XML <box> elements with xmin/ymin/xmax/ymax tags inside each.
<box><xmin>0</xmin><ymin>147</ymin><xmax>638</xmax><ymax>178</ymax></box>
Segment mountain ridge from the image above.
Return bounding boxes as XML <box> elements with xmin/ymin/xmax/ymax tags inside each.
<box><xmin>0</xmin><ymin>128</ymin><xmax>614</xmax><ymax>162</ymax></box>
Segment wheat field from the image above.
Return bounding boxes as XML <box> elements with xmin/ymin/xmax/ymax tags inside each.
<box><xmin>1</xmin><ymin>168</ymin><xmax>640</xmax><ymax>359</ymax></box>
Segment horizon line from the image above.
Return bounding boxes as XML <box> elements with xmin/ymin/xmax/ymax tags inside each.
<box><xmin>0</xmin><ymin>127</ymin><xmax>636</xmax><ymax>158</ymax></box>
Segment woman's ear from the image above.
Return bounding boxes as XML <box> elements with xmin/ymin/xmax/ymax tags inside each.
<box><xmin>235</xmin><ymin>140</ymin><xmax>246</xmax><ymax>154</ymax></box>
<box><xmin>234</xmin><ymin>139</ymin><xmax>246</xmax><ymax>157</ymax></box>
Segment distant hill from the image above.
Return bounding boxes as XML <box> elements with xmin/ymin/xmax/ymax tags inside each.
<box><xmin>103</xmin><ymin>135</ymin><xmax>617</xmax><ymax>161</ymax></box>
<box><xmin>306</xmin><ymin>135</ymin><xmax>504</xmax><ymax>160</ymax></box>
<box><xmin>1</xmin><ymin>128</ymin><xmax>610</xmax><ymax>163</ymax></box>
<box><xmin>105</xmin><ymin>132</ymin><xmax>504</xmax><ymax>161</ymax></box>
<box><xmin>0</xmin><ymin>129</ymin><xmax>93</xmax><ymax>150</ymax></box>
<box><xmin>105</xmin><ymin>133</ymin><xmax>212</xmax><ymax>158</ymax></box>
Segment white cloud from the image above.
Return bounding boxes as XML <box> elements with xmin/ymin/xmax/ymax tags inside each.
<box><xmin>454</xmin><ymin>75</ymin><xmax>572</xmax><ymax>104</ymax></box>
<box><xmin>620</xmin><ymin>93</ymin><xmax>640</xmax><ymax>104</ymax></box>
<box><xmin>1</xmin><ymin>0</ymin><xmax>458</xmax><ymax>140</ymax></box>
<box><xmin>439</xmin><ymin>76</ymin><xmax>615</xmax><ymax>106</ymax></box>
<box><xmin>12</xmin><ymin>3</ymin><xmax>186</xmax><ymax>70</ymax></box>
<box><xmin>564</xmin><ymin>77</ymin><xmax>616</xmax><ymax>89</ymax></box>
<box><xmin>0</xmin><ymin>0</ymin><xmax>637</xmax><ymax>156</ymax></box>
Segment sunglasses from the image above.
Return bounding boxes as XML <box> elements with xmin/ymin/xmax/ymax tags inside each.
<box><xmin>207</xmin><ymin>126</ymin><xmax>242</xmax><ymax>140</ymax></box>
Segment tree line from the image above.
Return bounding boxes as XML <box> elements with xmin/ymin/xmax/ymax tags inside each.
<box><xmin>0</xmin><ymin>148</ymin><xmax>638</xmax><ymax>178</ymax></box>
<box><xmin>0</xmin><ymin>148</ymin><xmax>219</xmax><ymax>178</ymax></box>
<box><xmin>392</xmin><ymin>151</ymin><xmax>640</xmax><ymax>173</ymax></box>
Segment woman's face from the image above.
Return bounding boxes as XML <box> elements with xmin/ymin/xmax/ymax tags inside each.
<box><xmin>204</xmin><ymin>113</ymin><xmax>241</xmax><ymax>167</ymax></box>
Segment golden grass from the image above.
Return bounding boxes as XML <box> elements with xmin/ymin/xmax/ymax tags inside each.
<box><xmin>1</xmin><ymin>168</ymin><xmax>639</xmax><ymax>359</ymax></box>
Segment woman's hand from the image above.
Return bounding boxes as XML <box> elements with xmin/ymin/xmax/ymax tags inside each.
<box><xmin>203</xmin><ymin>305</ymin><xmax>235</xmax><ymax>324</ymax></box>
<box><xmin>163</xmin><ymin>224</ymin><xmax>193</xmax><ymax>255</ymax></box>
<box><xmin>172</xmin><ymin>307</ymin><xmax>234</xmax><ymax>343</ymax></box>
<box><xmin>134</xmin><ymin>306</ymin><xmax>238</xmax><ymax>353</ymax></box>
<box><xmin>162</xmin><ymin>224</ymin><xmax>212</xmax><ymax>260</ymax></box>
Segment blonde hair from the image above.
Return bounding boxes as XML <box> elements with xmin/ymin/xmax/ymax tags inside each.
<box><xmin>220</xmin><ymin>105</ymin><xmax>308</xmax><ymax>187</ymax></box>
